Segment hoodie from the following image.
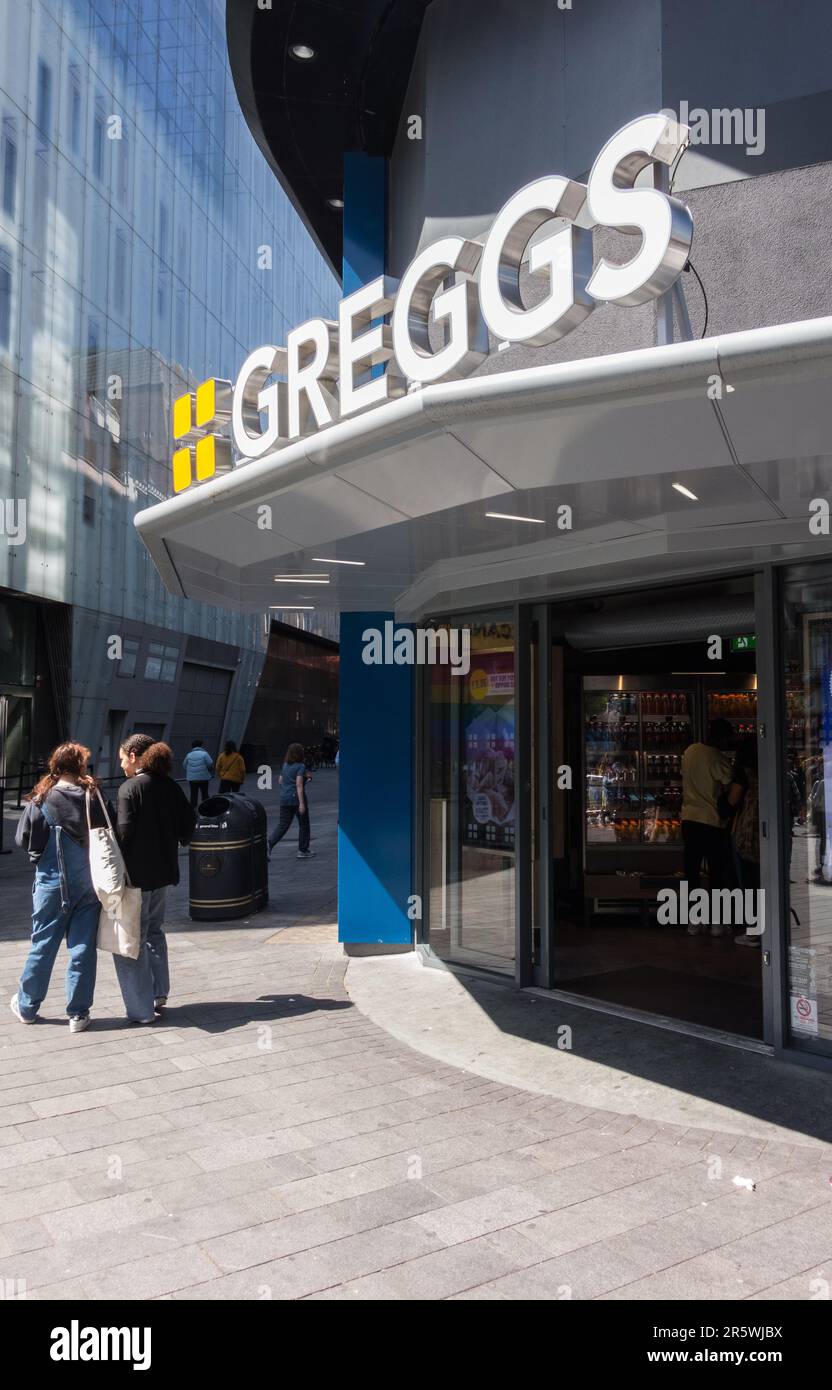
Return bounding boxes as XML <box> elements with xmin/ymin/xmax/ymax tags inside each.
<box><xmin>16</xmin><ymin>783</ymin><xmax>115</xmax><ymax>863</ymax></box>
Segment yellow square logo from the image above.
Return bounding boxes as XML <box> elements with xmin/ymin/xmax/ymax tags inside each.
<box><xmin>172</xmin><ymin>446</ymin><xmax>193</xmax><ymax>494</ymax></box>
<box><xmin>171</xmin><ymin>379</ymin><xmax>232</xmax><ymax>494</ymax></box>
<box><xmin>195</xmin><ymin>435</ymin><xmax>215</xmax><ymax>481</ymax></box>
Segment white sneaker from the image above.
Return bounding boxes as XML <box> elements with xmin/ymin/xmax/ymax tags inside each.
<box><xmin>68</xmin><ymin>1015</ymin><xmax>90</xmax><ymax>1033</ymax></box>
<box><xmin>10</xmin><ymin>993</ymin><xmax>36</xmax><ymax>1024</ymax></box>
<box><xmin>735</xmin><ymin>932</ymin><xmax>761</xmax><ymax>947</ymax></box>
<box><xmin>154</xmin><ymin>996</ymin><xmax>168</xmax><ymax>1012</ymax></box>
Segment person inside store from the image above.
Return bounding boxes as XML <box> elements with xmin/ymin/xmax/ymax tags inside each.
<box><xmin>723</xmin><ymin>736</ymin><xmax>761</xmax><ymax>947</ymax></box>
<box><xmin>215</xmin><ymin>740</ymin><xmax>246</xmax><ymax>793</ymax></box>
<box><xmin>182</xmin><ymin>738</ymin><xmax>214</xmax><ymax>808</ymax></box>
<box><xmin>11</xmin><ymin>742</ymin><xmax>115</xmax><ymax>1032</ymax></box>
<box><xmin>680</xmin><ymin>717</ymin><xmax>735</xmax><ymax>933</ymax></box>
<box><xmin>115</xmin><ymin>737</ymin><xmax>197</xmax><ymax>1022</ymax></box>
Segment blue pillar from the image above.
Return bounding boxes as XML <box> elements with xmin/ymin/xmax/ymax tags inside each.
<box><xmin>338</xmin><ymin>614</ymin><xmax>414</xmax><ymax>945</ymax></box>
<box><xmin>337</xmin><ymin>155</ymin><xmax>413</xmax><ymax>946</ymax></box>
<box><xmin>342</xmin><ymin>151</ymin><xmax>387</xmax><ymax>295</ymax></box>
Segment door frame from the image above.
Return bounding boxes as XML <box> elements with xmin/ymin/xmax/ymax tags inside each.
<box><xmin>525</xmin><ymin>575</ymin><xmax>777</xmax><ymax>1046</ymax></box>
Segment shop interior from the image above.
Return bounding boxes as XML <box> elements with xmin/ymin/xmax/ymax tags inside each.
<box><xmin>550</xmin><ymin>577</ymin><xmax>764</xmax><ymax>1040</ymax></box>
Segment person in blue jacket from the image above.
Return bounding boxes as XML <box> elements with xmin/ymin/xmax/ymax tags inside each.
<box><xmin>12</xmin><ymin>742</ymin><xmax>115</xmax><ymax>1032</ymax></box>
<box><xmin>182</xmin><ymin>739</ymin><xmax>214</xmax><ymax>808</ymax></box>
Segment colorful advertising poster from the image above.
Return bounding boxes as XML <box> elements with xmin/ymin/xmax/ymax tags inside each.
<box><xmin>463</xmin><ymin>638</ymin><xmax>515</xmax><ymax>849</ymax></box>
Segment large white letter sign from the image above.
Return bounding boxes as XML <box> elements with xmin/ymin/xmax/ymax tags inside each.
<box><xmin>392</xmin><ymin>236</ymin><xmax>488</xmax><ymax>383</ymax></box>
<box><xmin>189</xmin><ymin>115</ymin><xmax>699</xmax><ymax>490</ymax></box>
<box><xmin>287</xmin><ymin>318</ymin><xmax>338</xmax><ymax>438</ymax></box>
<box><xmin>232</xmin><ymin>345</ymin><xmax>288</xmax><ymax>458</ymax></box>
<box><xmin>586</xmin><ymin>113</ymin><xmax>693</xmax><ymax>306</ymax></box>
<box><xmin>338</xmin><ymin>275</ymin><xmax>402</xmax><ymax>418</ymax></box>
<box><xmin>479</xmin><ymin>176</ymin><xmax>593</xmax><ymax>346</ymax></box>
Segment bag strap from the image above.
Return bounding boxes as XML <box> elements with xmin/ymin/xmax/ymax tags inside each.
<box><xmin>86</xmin><ymin>787</ymin><xmax>116</xmax><ymax>836</ymax></box>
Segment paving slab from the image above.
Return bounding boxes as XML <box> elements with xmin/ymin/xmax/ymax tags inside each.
<box><xmin>1</xmin><ymin>770</ymin><xmax>831</xmax><ymax>1301</ymax></box>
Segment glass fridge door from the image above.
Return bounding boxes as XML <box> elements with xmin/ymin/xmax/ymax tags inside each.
<box><xmin>639</xmin><ymin>689</ymin><xmax>691</xmax><ymax>845</ymax></box>
<box><xmin>584</xmin><ymin>688</ymin><xmax>641</xmax><ymax>847</ymax></box>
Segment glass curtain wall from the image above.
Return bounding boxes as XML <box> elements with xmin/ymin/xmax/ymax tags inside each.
<box><xmin>0</xmin><ymin>0</ymin><xmax>337</xmax><ymax>670</ymax></box>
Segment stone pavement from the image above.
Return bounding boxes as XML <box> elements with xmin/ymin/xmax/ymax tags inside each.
<box><xmin>0</xmin><ymin>770</ymin><xmax>831</xmax><ymax>1300</ymax></box>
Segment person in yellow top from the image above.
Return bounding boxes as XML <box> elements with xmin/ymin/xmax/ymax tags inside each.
<box><xmin>680</xmin><ymin>718</ymin><xmax>735</xmax><ymax>919</ymax></box>
<box><xmin>216</xmin><ymin>741</ymin><xmax>246</xmax><ymax>793</ymax></box>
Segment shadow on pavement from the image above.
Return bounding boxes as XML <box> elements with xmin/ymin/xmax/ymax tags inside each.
<box><xmin>157</xmin><ymin>993</ymin><xmax>352</xmax><ymax>1034</ymax></box>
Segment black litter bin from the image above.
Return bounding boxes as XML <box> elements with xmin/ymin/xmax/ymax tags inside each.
<box><xmin>189</xmin><ymin>792</ymin><xmax>268</xmax><ymax>921</ymax></box>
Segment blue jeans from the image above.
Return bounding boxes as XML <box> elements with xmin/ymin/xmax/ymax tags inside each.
<box><xmin>17</xmin><ymin>829</ymin><xmax>99</xmax><ymax>1020</ymax></box>
<box><xmin>113</xmin><ymin>888</ymin><xmax>169</xmax><ymax>1021</ymax></box>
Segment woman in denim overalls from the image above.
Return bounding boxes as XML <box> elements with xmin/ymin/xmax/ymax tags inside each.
<box><xmin>12</xmin><ymin>743</ymin><xmax>113</xmax><ymax>1033</ymax></box>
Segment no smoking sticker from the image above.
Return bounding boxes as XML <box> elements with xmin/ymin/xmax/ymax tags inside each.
<box><xmin>790</xmin><ymin>994</ymin><xmax>818</xmax><ymax>1033</ymax></box>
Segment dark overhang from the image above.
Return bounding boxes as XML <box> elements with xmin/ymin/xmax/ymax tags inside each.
<box><xmin>226</xmin><ymin>0</ymin><xmax>431</xmax><ymax>278</ymax></box>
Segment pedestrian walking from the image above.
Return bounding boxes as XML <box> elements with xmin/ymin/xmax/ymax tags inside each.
<box><xmin>216</xmin><ymin>740</ymin><xmax>246</xmax><ymax>793</ymax></box>
<box><xmin>268</xmin><ymin>741</ymin><xmax>315</xmax><ymax>859</ymax></box>
<box><xmin>115</xmin><ymin>738</ymin><xmax>196</xmax><ymax>1022</ymax></box>
<box><xmin>183</xmin><ymin>739</ymin><xmax>213</xmax><ymax>808</ymax></box>
<box><xmin>11</xmin><ymin>742</ymin><xmax>115</xmax><ymax>1032</ymax></box>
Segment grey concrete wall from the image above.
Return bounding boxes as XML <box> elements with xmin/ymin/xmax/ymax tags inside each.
<box><xmin>389</xmin><ymin>0</ymin><xmax>662</xmax><ymax>274</ymax></box>
<box><xmin>467</xmin><ymin>160</ymin><xmax>832</xmax><ymax>381</ymax></box>
<box><xmin>389</xmin><ymin>0</ymin><xmax>832</xmax><ymax>274</ymax></box>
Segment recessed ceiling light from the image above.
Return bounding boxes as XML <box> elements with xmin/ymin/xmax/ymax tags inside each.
<box><xmin>270</xmin><ymin>606</ymin><xmax>315</xmax><ymax>610</ymax></box>
<box><xmin>485</xmin><ymin>511</ymin><xmax>545</xmax><ymax>524</ymax></box>
<box><xmin>311</xmin><ymin>557</ymin><xmax>364</xmax><ymax>566</ymax></box>
<box><xmin>327</xmin><ymin>198</ymin><xmax>344</xmax><ymax>210</ymax></box>
<box><xmin>290</xmin><ymin>43</ymin><xmax>316</xmax><ymax>60</ymax></box>
<box><xmin>273</xmin><ymin>575</ymin><xmax>330</xmax><ymax>583</ymax></box>
<box><xmin>672</xmin><ymin>483</ymin><xmax>699</xmax><ymax>501</ymax></box>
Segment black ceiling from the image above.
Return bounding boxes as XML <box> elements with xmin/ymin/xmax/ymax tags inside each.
<box><xmin>226</xmin><ymin>0</ymin><xmax>432</xmax><ymax>276</ymax></box>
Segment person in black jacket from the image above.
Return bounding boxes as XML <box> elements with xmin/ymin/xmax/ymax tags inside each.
<box><xmin>114</xmin><ymin>737</ymin><xmax>196</xmax><ymax>1022</ymax></box>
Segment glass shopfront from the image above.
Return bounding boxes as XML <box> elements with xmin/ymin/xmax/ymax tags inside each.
<box><xmin>425</xmin><ymin>613</ymin><xmax>516</xmax><ymax>971</ymax></box>
<box><xmin>782</xmin><ymin>562</ymin><xmax>832</xmax><ymax>1056</ymax></box>
<box><xmin>419</xmin><ymin>566</ymin><xmax>832</xmax><ymax>1068</ymax></box>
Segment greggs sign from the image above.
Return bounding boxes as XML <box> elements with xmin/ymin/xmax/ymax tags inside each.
<box><xmin>172</xmin><ymin>114</ymin><xmax>693</xmax><ymax>492</ymax></box>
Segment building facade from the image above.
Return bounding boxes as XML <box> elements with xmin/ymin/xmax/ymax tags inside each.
<box><xmin>0</xmin><ymin>0</ymin><xmax>338</xmax><ymax>785</ymax></box>
<box><xmin>137</xmin><ymin>0</ymin><xmax>832</xmax><ymax>1069</ymax></box>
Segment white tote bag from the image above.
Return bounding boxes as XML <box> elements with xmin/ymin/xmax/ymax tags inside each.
<box><xmin>86</xmin><ymin>790</ymin><xmax>142</xmax><ymax>960</ymax></box>
<box><xmin>87</xmin><ymin>788</ymin><xmax>125</xmax><ymax>899</ymax></box>
<box><xmin>97</xmin><ymin>882</ymin><xmax>142</xmax><ymax>960</ymax></box>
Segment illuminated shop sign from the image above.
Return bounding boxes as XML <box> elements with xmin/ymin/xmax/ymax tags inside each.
<box><xmin>172</xmin><ymin>114</ymin><xmax>693</xmax><ymax>492</ymax></box>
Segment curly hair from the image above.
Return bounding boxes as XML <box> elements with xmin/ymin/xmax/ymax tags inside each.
<box><xmin>121</xmin><ymin>732</ymin><xmax>154</xmax><ymax>760</ymax></box>
<box><xmin>30</xmin><ymin>742</ymin><xmax>97</xmax><ymax>803</ymax></box>
<box><xmin>139</xmin><ymin>741</ymin><xmax>173</xmax><ymax>776</ymax></box>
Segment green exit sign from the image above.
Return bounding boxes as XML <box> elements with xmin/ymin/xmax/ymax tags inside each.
<box><xmin>730</xmin><ymin>634</ymin><xmax>757</xmax><ymax>652</ymax></box>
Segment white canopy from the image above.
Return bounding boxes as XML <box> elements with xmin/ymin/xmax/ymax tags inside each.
<box><xmin>135</xmin><ymin>316</ymin><xmax>832</xmax><ymax>618</ymax></box>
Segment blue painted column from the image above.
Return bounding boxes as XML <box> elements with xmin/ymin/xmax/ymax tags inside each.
<box><xmin>338</xmin><ymin>614</ymin><xmax>414</xmax><ymax>945</ymax></box>
<box><xmin>342</xmin><ymin>151</ymin><xmax>387</xmax><ymax>295</ymax></box>
<box><xmin>337</xmin><ymin>156</ymin><xmax>414</xmax><ymax>946</ymax></box>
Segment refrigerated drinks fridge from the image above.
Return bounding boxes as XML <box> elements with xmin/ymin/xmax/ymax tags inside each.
<box><xmin>583</xmin><ymin>678</ymin><xmax>757</xmax><ymax>874</ymax></box>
